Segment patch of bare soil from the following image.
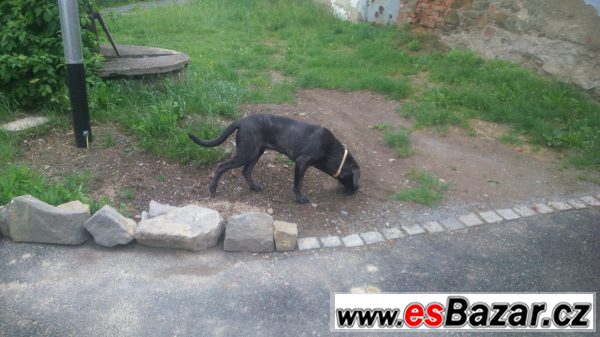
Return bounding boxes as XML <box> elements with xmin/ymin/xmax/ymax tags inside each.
<box><xmin>19</xmin><ymin>89</ymin><xmax>599</xmax><ymax>236</ymax></box>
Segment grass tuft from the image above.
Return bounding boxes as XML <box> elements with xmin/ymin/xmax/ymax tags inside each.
<box><xmin>392</xmin><ymin>170</ymin><xmax>448</xmax><ymax>207</ymax></box>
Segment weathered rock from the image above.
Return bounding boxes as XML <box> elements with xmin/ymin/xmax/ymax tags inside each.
<box><xmin>84</xmin><ymin>205</ymin><xmax>137</xmax><ymax>247</ymax></box>
<box><xmin>1</xmin><ymin>116</ymin><xmax>50</xmax><ymax>132</ymax></box>
<box><xmin>7</xmin><ymin>196</ymin><xmax>91</xmax><ymax>244</ymax></box>
<box><xmin>273</xmin><ymin>220</ymin><xmax>298</xmax><ymax>251</ymax></box>
<box><xmin>135</xmin><ymin>205</ymin><xmax>222</xmax><ymax>251</ymax></box>
<box><xmin>0</xmin><ymin>205</ymin><xmax>8</xmax><ymax>237</ymax></box>
<box><xmin>148</xmin><ymin>200</ymin><xmax>178</xmax><ymax>218</ymax></box>
<box><xmin>58</xmin><ymin>200</ymin><xmax>90</xmax><ymax>213</ymax></box>
<box><xmin>224</xmin><ymin>213</ymin><xmax>274</xmax><ymax>253</ymax></box>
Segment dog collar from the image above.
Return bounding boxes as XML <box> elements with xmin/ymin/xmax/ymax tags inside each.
<box><xmin>333</xmin><ymin>148</ymin><xmax>348</xmax><ymax>178</ymax></box>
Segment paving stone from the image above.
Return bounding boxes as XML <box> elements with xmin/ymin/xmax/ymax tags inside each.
<box><xmin>513</xmin><ymin>205</ymin><xmax>537</xmax><ymax>217</ymax></box>
<box><xmin>440</xmin><ymin>218</ymin><xmax>465</xmax><ymax>231</ymax></box>
<box><xmin>567</xmin><ymin>199</ymin><xmax>587</xmax><ymax>209</ymax></box>
<box><xmin>423</xmin><ymin>221</ymin><xmax>445</xmax><ymax>233</ymax></box>
<box><xmin>402</xmin><ymin>224</ymin><xmax>426</xmax><ymax>236</ymax></box>
<box><xmin>496</xmin><ymin>209</ymin><xmax>521</xmax><ymax>221</ymax></box>
<box><xmin>532</xmin><ymin>203</ymin><xmax>554</xmax><ymax>214</ymax></box>
<box><xmin>548</xmin><ymin>201</ymin><xmax>573</xmax><ymax>211</ymax></box>
<box><xmin>320</xmin><ymin>236</ymin><xmax>342</xmax><ymax>248</ymax></box>
<box><xmin>84</xmin><ymin>205</ymin><xmax>136</xmax><ymax>247</ymax></box>
<box><xmin>341</xmin><ymin>234</ymin><xmax>364</xmax><ymax>248</ymax></box>
<box><xmin>381</xmin><ymin>227</ymin><xmax>405</xmax><ymax>240</ymax></box>
<box><xmin>360</xmin><ymin>231</ymin><xmax>385</xmax><ymax>245</ymax></box>
<box><xmin>136</xmin><ymin>205</ymin><xmax>223</xmax><ymax>251</ymax></box>
<box><xmin>478</xmin><ymin>211</ymin><xmax>503</xmax><ymax>224</ymax></box>
<box><xmin>1</xmin><ymin>117</ymin><xmax>50</xmax><ymax>132</ymax></box>
<box><xmin>224</xmin><ymin>212</ymin><xmax>274</xmax><ymax>253</ymax></box>
<box><xmin>581</xmin><ymin>196</ymin><xmax>600</xmax><ymax>207</ymax></box>
<box><xmin>458</xmin><ymin>213</ymin><xmax>484</xmax><ymax>227</ymax></box>
<box><xmin>7</xmin><ymin>196</ymin><xmax>91</xmax><ymax>244</ymax></box>
<box><xmin>273</xmin><ymin>221</ymin><xmax>298</xmax><ymax>252</ymax></box>
<box><xmin>297</xmin><ymin>237</ymin><xmax>320</xmax><ymax>251</ymax></box>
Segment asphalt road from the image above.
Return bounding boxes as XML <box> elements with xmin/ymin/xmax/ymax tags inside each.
<box><xmin>1</xmin><ymin>208</ymin><xmax>598</xmax><ymax>337</ymax></box>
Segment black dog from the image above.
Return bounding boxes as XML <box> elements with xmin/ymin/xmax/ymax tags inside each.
<box><xmin>188</xmin><ymin>114</ymin><xmax>360</xmax><ymax>204</ymax></box>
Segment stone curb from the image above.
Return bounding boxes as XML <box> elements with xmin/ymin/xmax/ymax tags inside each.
<box><xmin>2</xmin><ymin>194</ymin><xmax>599</xmax><ymax>254</ymax></box>
<box><xmin>295</xmin><ymin>194</ymin><xmax>600</xmax><ymax>252</ymax></box>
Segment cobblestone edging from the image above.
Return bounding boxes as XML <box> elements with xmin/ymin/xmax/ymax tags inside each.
<box><xmin>295</xmin><ymin>194</ymin><xmax>600</xmax><ymax>252</ymax></box>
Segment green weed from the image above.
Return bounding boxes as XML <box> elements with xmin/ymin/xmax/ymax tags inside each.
<box><xmin>0</xmin><ymin>165</ymin><xmax>92</xmax><ymax>206</ymax></box>
<box><xmin>392</xmin><ymin>170</ymin><xmax>448</xmax><ymax>207</ymax></box>
<box><xmin>383</xmin><ymin>127</ymin><xmax>414</xmax><ymax>158</ymax></box>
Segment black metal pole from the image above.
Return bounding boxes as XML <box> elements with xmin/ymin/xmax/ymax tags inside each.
<box><xmin>58</xmin><ymin>0</ymin><xmax>92</xmax><ymax>148</ymax></box>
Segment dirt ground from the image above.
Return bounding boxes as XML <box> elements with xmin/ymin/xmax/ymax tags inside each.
<box><xmin>18</xmin><ymin>89</ymin><xmax>599</xmax><ymax>236</ymax></box>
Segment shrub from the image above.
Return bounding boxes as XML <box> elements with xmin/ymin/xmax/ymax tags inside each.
<box><xmin>0</xmin><ymin>0</ymin><xmax>101</xmax><ymax>108</ymax></box>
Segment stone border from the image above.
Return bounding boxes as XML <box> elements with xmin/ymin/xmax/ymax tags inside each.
<box><xmin>295</xmin><ymin>194</ymin><xmax>600</xmax><ymax>252</ymax></box>
<box><xmin>1</xmin><ymin>194</ymin><xmax>599</xmax><ymax>254</ymax></box>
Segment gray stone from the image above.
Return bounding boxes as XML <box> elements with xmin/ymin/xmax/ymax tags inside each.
<box><xmin>148</xmin><ymin>200</ymin><xmax>178</xmax><ymax>218</ymax></box>
<box><xmin>224</xmin><ymin>212</ymin><xmax>274</xmax><ymax>253</ymax></box>
<box><xmin>548</xmin><ymin>201</ymin><xmax>573</xmax><ymax>211</ymax></box>
<box><xmin>341</xmin><ymin>234</ymin><xmax>364</xmax><ymax>248</ymax></box>
<box><xmin>478</xmin><ymin>211</ymin><xmax>503</xmax><ymax>224</ymax></box>
<box><xmin>581</xmin><ymin>196</ymin><xmax>600</xmax><ymax>207</ymax></box>
<box><xmin>513</xmin><ymin>205</ymin><xmax>537</xmax><ymax>217</ymax></box>
<box><xmin>496</xmin><ymin>209</ymin><xmax>521</xmax><ymax>221</ymax></box>
<box><xmin>567</xmin><ymin>199</ymin><xmax>587</xmax><ymax>209</ymax></box>
<box><xmin>458</xmin><ymin>213</ymin><xmax>484</xmax><ymax>227</ymax></box>
<box><xmin>297</xmin><ymin>237</ymin><xmax>320</xmax><ymax>251</ymax></box>
<box><xmin>320</xmin><ymin>236</ymin><xmax>342</xmax><ymax>248</ymax></box>
<box><xmin>402</xmin><ymin>224</ymin><xmax>426</xmax><ymax>236</ymax></box>
<box><xmin>0</xmin><ymin>205</ymin><xmax>8</xmax><ymax>237</ymax></box>
<box><xmin>532</xmin><ymin>203</ymin><xmax>554</xmax><ymax>214</ymax></box>
<box><xmin>360</xmin><ymin>231</ymin><xmax>385</xmax><ymax>245</ymax></box>
<box><xmin>423</xmin><ymin>221</ymin><xmax>445</xmax><ymax>233</ymax></box>
<box><xmin>135</xmin><ymin>205</ymin><xmax>222</xmax><ymax>251</ymax></box>
<box><xmin>273</xmin><ymin>221</ymin><xmax>297</xmax><ymax>252</ymax></box>
<box><xmin>84</xmin><ymin>206</ymin><xmax>136</xmax><ymax>247</ymax></box>
<box><xmin>440</xmin><ymin>218</ymin><xmax>466</xmax><ymax>231</ymax></box>
<box><xmin>6</xmin><ymin>196</ymin><xmax>91</xmax><ymax>245</ymax></box>
<box><xmin>1</xmin><ymin>117</ymin><xmax>50</xmax><ymax>132</ymax></box>
<box><xmin>381</xmin><ymin>227</ymin><xmax>404</xmax><ymax>240</ymax></box>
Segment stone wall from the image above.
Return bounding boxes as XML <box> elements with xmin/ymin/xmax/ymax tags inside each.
<box><xmin>320</xmin><ymin>0</ymin><xmax>600</xmax><ymax>96</ymax></box>
<box><xmin>399</xmin><ymin>0</ymin><xmax>600</xmax><ymax>96</ymax></box>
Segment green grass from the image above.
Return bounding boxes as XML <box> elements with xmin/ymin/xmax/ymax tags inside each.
<box><xmin>376</xmin><ymin>125</ymin><xmax>415</xmax><ymax>158</ymax></box>
<box><xmin>0</xmin><ymin>128</ymin><xmax>95</xmax><ymax>207</ymax></box>
<box><xmin>403</xmin><ymin>51</ymin><xmax>600</xmax><ymax>168</ymax></box>
<box><xmin>2</xmin><ymin>0</ymin><xmax>598</xmax><ymax>172</ymax></box>
<box><xmin>499</xmin><ymin>131</ymin><xmax>524</xmax><ymax>146</ymax></box>
<box><xmin>0</xmin><ymin>165</ymin><xmax>93</xmax><ymax>206</ymax></box>
<box><xmin>392</xmin><ymin>170</ymin><xmax>449</xmax><ymax>207</ymax></box>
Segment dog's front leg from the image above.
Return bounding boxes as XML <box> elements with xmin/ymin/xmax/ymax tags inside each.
<box><xmin>293</xmin><ymin>156</ymin><xmax>311</xmax><ymax>204</ymax></box>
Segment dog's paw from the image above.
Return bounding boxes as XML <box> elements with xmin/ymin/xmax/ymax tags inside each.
<box><xmin>295</xmin><ymin>195</ymin><xmax>310</xmax><ymax>204</ymax></box>
<box><xmin>250</xmin><ymin>183</ymin><xmax>263</xmax><ymax>192</ymax></box>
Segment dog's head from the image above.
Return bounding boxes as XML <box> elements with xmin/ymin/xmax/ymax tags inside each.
<box><xmin>336</xmin><ymin>154</ymin><xmax>360</xmax><ymax>194</ymax></box>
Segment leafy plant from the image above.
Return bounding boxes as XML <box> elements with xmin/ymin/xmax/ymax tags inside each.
<box><xmin>0</xmin><ymin>0</ymin><xmax>101</xmax><ymax>108</ymax></box>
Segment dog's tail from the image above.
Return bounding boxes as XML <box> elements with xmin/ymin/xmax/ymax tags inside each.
<box><xmin>188</xmin><ymin>121</ymin><xmax>239</xmax><ymax>147</ymax></box>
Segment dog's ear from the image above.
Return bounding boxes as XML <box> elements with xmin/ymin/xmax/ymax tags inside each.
<box><xmin>352</xmin><ymin>168</ymin><xmax>360</xmax><ymax>188</ymax></box>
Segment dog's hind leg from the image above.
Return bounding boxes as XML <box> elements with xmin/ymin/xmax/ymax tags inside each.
<box><xmin>209</xmin><ymin>156</ymin><xmax>246</xmax><ymax>195</ymax></box>
<box><xmin>242</xmin><ymin>148</ymin><xmax>265</xmax><ymax>191</ymax></box>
